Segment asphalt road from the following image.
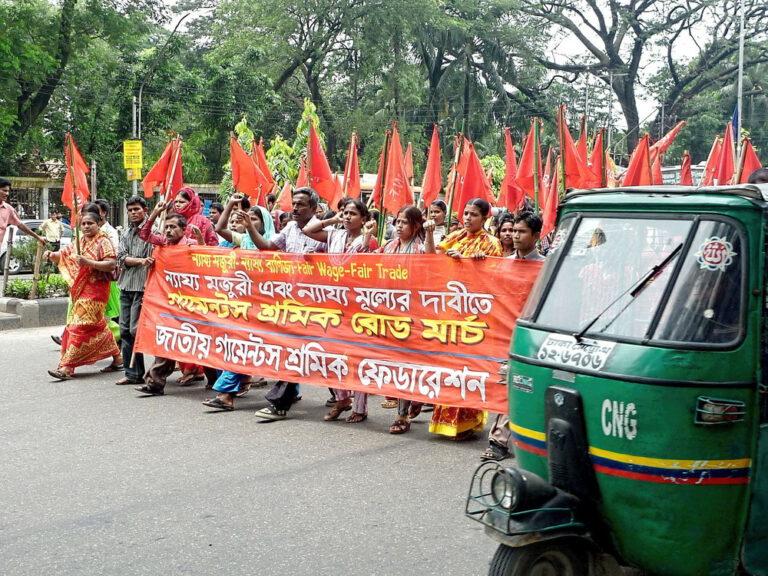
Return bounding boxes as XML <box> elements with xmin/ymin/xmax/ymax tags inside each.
<box><xmin>0</xmin><ymin>326</ymin><xmax>499</xmax><ymax>576</ymax></box>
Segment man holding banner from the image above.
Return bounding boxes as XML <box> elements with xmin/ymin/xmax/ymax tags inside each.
<box><xmin>241</xmin><ymin>187</ymin><xmax>327</xmax><ymax>421</ymax></box>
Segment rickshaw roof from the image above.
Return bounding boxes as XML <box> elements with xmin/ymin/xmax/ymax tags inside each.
<box><xmin>563</xmin><ymin>184</ymin><xmax>768</xmax><ymax>212</ymax></box>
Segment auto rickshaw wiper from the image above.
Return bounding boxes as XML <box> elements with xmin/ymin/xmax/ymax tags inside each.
<box><xmin>574</xmin><ymin>243</ymin><xmax>683</xmax><ymax>341</ymax></box>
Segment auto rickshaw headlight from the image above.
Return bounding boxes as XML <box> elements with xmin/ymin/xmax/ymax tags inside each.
<box><xmin>491</xmin><ymin>468</ymin><xmax>521</xmax><ymax>510</ymax></box>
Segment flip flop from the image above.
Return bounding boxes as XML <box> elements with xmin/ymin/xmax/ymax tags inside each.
<box><xmin>178</xmin><ymin>374</ymin><xmax>204</xmax><ymax>386</ymax></box>
<box><xmin>48</xmin><ymin>369</ymin><xmax>73</xmax><ymax>381</ymax></box>
<box><xmin>99</xmin><ymin>363</ymin><xmax>124</xmax><ymax>373</ymax></box>
<box><xmin>202</xmin><ymin>397</ymin><xmax>235</xmax><ymax>411</ymax></box>
<box><xmin>388</xmin><ymin>420</ymin><xmax>410</xmax><ymax>434</ymax></box>
<box><xmin>134</xmin><ymin>384</ymin><xmax>164</xmax><ymax>396</ymax></box>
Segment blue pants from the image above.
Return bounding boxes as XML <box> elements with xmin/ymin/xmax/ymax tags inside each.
<box><xmin>213</xmin><ymin>371</ymin><xmax>244</xmax><ymax>394</ymax></box>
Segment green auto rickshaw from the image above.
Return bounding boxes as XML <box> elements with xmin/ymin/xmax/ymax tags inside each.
<box><xmin>466</xmin><ymin>184</ymin><xmax>768</xmax><ymax>576</ymax></box>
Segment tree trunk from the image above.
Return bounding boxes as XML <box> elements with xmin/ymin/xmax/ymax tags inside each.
<box><xmin>3</xmin><ymin>0</ymin><xmax>77</xmax><ymax>159</ymax></box>
<box><xmin>614</xmin><ymin>78</ymin><xmax>640</xmax><ymax>152</ymax></box>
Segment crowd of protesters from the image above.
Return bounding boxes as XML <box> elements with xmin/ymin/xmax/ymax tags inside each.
<box><xmin>9</xmin><ymin>179</ymin><xmax>547</xmax><ymax>462</ymax></box>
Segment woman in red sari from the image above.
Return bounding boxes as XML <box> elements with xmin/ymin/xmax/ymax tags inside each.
<box><xmin>171</xmin><ymin>187</ymin><xmax>219</xmax><ymax>384</ymax></box>
<box><xmin>424</xmin><ymin>198</ymin><xmax>502</xmax><ymax>440</ymax></box>
<box><xmin>45</xmin><ymin>211</ymin><xmax>121</xmax><ymax>380</ymax></box>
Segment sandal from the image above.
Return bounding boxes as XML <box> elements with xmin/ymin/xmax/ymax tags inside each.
<box><xmin>381</xmin><ymin>399</ymin><xmax>399</xmax><ymax>409</ymax></box>
<box><xmin>235</xmin><ymin>381</ymin><xmax>252</xmax><ymax>398</ymax></box>
<box><xmin>134</xmin><ymin>384</ymin><xmax>164</xmax><ymax>396</ymax></box>
<box><xmin>202</xmin><ymin>397</ymin><xmax>235</xmax><ymax>411</ymax></box>
<box><xmin>99</xmin><ymin>362</ymin><xmax>124</xmax><ymax>373</ymax></box>
<box><xmin>407</xmin><ymin>402</ymin><xmax>423</xmax><ymax>419</ymax></box>
<box><xmin>346</xmin><ymin>412</ymin><xmax>367</xmax><ymax>424</ymax></box>
<box><xmin>324</xmin><ymin>401</ymin><xmax>352</xmax><ymax>421</ymax></box>
<box><xmin>48</xmin><ymin>369</ymin><xmax>73</xmax><ymax>381</ymax></box>
<box><xmin>178</xmin><ymin>373</ymin><xmax>204</xmax><ymax>386</ymax></box>
<box><xmin>389</xmin><ymin>420</ymin><xmax>410</xmax><ymax>434</ymax></box>
<box><xmin>480</xmin><ymin>443</ymin><xmax>510</xmax><ymax>461</ymax></box>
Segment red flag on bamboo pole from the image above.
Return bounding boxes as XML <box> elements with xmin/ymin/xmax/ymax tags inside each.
<box><xmin>142</xmin><ymin>138</ymin><xmax>183</xmax><ymax>199</ymax></box>
<box><xmin>307</xmin><ymin>123</ymin><xmax>336</xmax><ymax>202</ymax></box>
<box><xmin>557</xmin><ymin>106</ymin><xmax>594</xmax><ymax>189</ymax></box>
<box><xmin>296</xmin><ymin>158</ymin><xmax>309</xmax><ymax>188</ymax></box>
<box><xmin>230</xmin><ymin>137</ymin><xmax>269</xmax><ymax>203</ymax></box>
<box><xmin>577</xmin><ymin>116</ymin><xmax>588</xmax><ymax>163</ymax></box>
<box><xmin>403</xmin><ymin>142</ymin><xmax>414</xmax><ymax>183</ymax></box>
<box><xmin>516</xmin><ymin>119</ymin><xmax>542</xmax><ymax>204</ymax></box>
<box><xmin>379</xmin><ymin>124</ymin><xmax>413</xmax><ymax>214</ymax></box>
<box><xmin>715</xmin><ymin>122</ymin><xmax>736</xmax><ymax>185</ymax></box>
<box><xmin>455</xmin><ymin>143</ymin><xmax>494</xmax><ymax>216</ymax></box>
<box><xmin>343</xmin><ymin>133</ymin><xmax>361</xmax><ymax>199</ymax></box>
<box><xmin>253</xmin><ymin>138</ymin><xmax>275</xmax><ymax>191</ymax></box>
<box><xmin>588</xmin><ymin>129</ymin><xmax>606</xmax><ymax>187</ymax></box>
<box><xmin>278</xmin><ymin>180</ymin><xmax>293</xmax><ymax>212</ymax></box>
<box><xmin>651</xmin><ymin>151</ymin><xmax>664</xmax><ymax>185</ymax></box>
<box><xmin>62</xmin><ymin>133</ymin><xmax>90</xmax><ymax>215</ymax></box>
<box><xmin>499</xmin><ymin>128</ymin><xmax>525</xmax><ymax>210</ymax></box>
<box><xmin>680</xmin><ymin>151</ymin><xmax>694</xmax><ymax>185</ymax></box>
<box><xmin>621</xmin><ymin>134</ymin><xmax>653</xmax><ymax>186</ymax></box>
<box><xmin>738</xmin><ymin>138</ymin><xmax>762</xmax><ymax>183</ymax></box>
<box><xmin>541</xmin><ymin>157</ymin><xmax>559</xmax><ymax>237</ymax></box>
<box><xmin>701</xmin><ymin>137</ymin><xmax>723</xmax><ymax>186</ymax></box>
<box><xmin>651</xmin><ymin>121</ymin><xmax>686</xmax><ymax>156</ymax></box>
<box><xmin>420</xmin><ymin>125</ymin><xmax>442</xmax><ymax>206</ymax></box>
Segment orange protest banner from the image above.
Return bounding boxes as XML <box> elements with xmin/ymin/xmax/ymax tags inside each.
<box><xmin>134</xmin><ymin>247</ymin><xmax>542</xmax><ymax>413</ymax></box>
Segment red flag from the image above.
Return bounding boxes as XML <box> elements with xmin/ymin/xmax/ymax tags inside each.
<box><xmin>253</xmin><ymin>138</ymin><xmax>275</xmax><ymax>190</ymax></box>
<box><xmin>420</xmin><ymin>125</ymin><xmax>442</xmax><ymax>206</ymax></box>
<box><xmin>62</xmin><ymin>133</ymin><xmax>90</xmax><ymax>214</ymax></box>
<box><xmin>330</xmin><ymin>173</ymin><xmax>345</xmax><ymax>211</ymax></box>
<box><xmin>307</xmin><ymin>123</ymin><xmax>336</xmax><ymax>202</ymax></box>
<box><xmin>278</xmin><ymin>180</ymin><xmax>293</xmax><ymax>212</ymax></box>
<box><xmin>296</xmin><ymin>158</ymin><xmax>309</xmax><ymax>188</ymax></box>
<box><xmin>499</xmin><ymin>128</ymin><xmax>525</xmax><ymax>211</ymax></box>
<box><xmin>651</xmin><ymin>151</ymin><xmax>664</xmax><ymax>185</ymax></box>
<box><xmin>700</xmin><ymin>137</ymin><xmax>722</xmax><ymax>186</ymax></box>
<box><xmin>577</xmin><ymin>116</ymin><xmax>588</xmax><ymax>164</ymax></box>
<box><xmin>650</xmin><ymin>121</ymin><xmax>686</xmax><ymax>156</ymax></box>
<box><xmin>230</xmin><ymin>137</ymin><xmax>269</xmax><ymax>204</ymax></box>
<box><xmin>541</xmin><ymin>157</ymin><xmax>559</xmax><ymax>236</ymax></box>
<box><xmin>588</xmin><ymin>130</ymin><xmax>606</xmax><ymax>187</ymax></box>
<box><xmin>621</xmin><ymin>134</ymin><xmax>653</xmax><ymax>186</ymax></box>
<box><xmin>680</xmin><ymin>151</ymin><xmax>694</xmax><ymax>185</ymax></box>
<box><xmin>380</xmin><ymin>124</ymin><xmax>414</xmax><ymax>214</ymax></box>
<box><xmin>455</xmin><ymin>143</ymin><xmax>494</xmax><ymax>216</ymax></box>
<box><xmin>371</xmin><ymin>135</ymin><xmax>388</xmax><ymax>207</ymax></box>
<box><xmin>449</xmin><ymin>138</ymin><xmax>472</xmax><ymax>212</ymax></box>
<box><xmin>516</xmin><ymin>119</ymin><xmax>542</xmax><ymax>202</ymax></box>
<box><xmin>343</xmin><ymin>133</ymin><xmax>362</xmax><ymax>199</ymax></box>
<box><xmin>738</xmin><ymin>138</ymin><xmax>762</xmax><ymax>183</ymax></box>
<box><xmin>715</xmin><ymin>122</ymin><xmax>736</xmax><ymax>185</ymax></box>
<box><xmin>403</xmin><ymin>142</ymin><xmax>414</xmax><ymax>182</ymax></box>
<box><xmin>142</xmin><ymin>139</ymin><xmax>183</xmax><ymax>199</ymax></box>
<box><xmin>558</xmin><ymin>106</ymin><xmax>594</xmax><ymax>189</ymax></box>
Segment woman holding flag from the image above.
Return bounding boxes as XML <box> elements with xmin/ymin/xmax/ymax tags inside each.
<box><xmin>44</xmin><ymin>210</ymin><xmax>122</xmax><ymax>380</ymax></box>
<box><xmin>424</xmin><ymin>197</ymin><xmax>501</xmax><ymax>440</ymax></box>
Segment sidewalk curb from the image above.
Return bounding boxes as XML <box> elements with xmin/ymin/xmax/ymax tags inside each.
<box><xmin>0</xmin><ymin>297</ymin><xmax>68</xmax><ymax>330</ymax></box>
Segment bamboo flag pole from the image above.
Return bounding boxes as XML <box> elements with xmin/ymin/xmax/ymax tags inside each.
<box><xmin>534</xmin><ymin>117</ymin><xmax>542</xmax><ymax>211</ymax></box>
<box><xmin>376</xmin><ymin>128</ymin><xmax>392</xmax><ymax>246</ymax></box>
<box><xmin>343</xmin><ymin>132</ymin><xmax>355</xmax><ymax>197</ymax></box>
<box><xmin>67</xmin><ymin>134</ymin><xmax>81</xmax><ymax>254</ymax></box>
<box><xmin>558</xmin><ymin>107</ymin><xmax>567</xmax><ymax>196</ymax></box>
<box><xmin>445</xmin><ymin>133</ymin><xmax>465</xmax><ymax>227</ymax></box>
<box><xmin>29</xmin><ymin>243</ymin><xmax>43</xmax><ymax>299</ymax></box>
<box><xmin>159</xmin><ymin>136</ymin><xmax>182</xmax><ymax>228</ymax></box>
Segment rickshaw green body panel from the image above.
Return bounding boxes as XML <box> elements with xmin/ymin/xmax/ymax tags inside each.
<box><xmin>508</xmin><ymin>188</ymin><xmax>767</xmax><ymax>576</ymax></box>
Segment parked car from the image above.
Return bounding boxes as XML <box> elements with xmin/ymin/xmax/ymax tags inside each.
<box><xmin>0</xmin><ymin>220</ymin><xmax>72</xmax><ymax>274</ymax></box>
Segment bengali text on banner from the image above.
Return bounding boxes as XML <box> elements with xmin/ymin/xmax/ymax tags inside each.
<box><xmin>134</xmin><ymin>247</ymin><xmax>542</xmax><ymax>412</ymax></box>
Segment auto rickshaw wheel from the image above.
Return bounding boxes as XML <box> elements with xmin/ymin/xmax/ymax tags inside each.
<box><xmin>489</xmin><ymin>541</ymin><xmax>588</xmax><ymax>576</ymax></box>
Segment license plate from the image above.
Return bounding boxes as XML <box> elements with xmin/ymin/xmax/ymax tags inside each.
<box><xmin>536</xmin><ymin>333</ymin><xmax>615</xmax><ymax>371</ymax></box>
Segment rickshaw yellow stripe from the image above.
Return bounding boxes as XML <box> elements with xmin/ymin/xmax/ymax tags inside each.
<box><xmin>509</xmin><ymin>421</ymin><xmax>751</xmax><ymax>470</ymax></box>
<box><xmin>509</xmin><ymin>422</ymin><xmax>547</xmax><ymax>442</ymax></box>
<box><xmin>587</xmin><ymin>446</ymin><xmax>751</xmax><ymax>470</ymax></box>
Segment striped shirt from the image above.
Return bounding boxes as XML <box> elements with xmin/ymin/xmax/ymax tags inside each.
<box><xmin>271</xmin><ymin>219</ymin><xmax>326</xmax><ymax>254</ymax></box>
<box><xmin>117</xmin><ymin>219</ymin><xmax>153</xmax><ymax>292</ymax></box>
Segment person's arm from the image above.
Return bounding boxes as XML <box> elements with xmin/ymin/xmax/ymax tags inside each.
<box><xmin>43</xmin><ymin>250</ymin><xmax>61</xmax><ymax>265</ymax></box>
<box><xmin>360</xmin><ymin>220</ymin><xmax>377</xmax><ymax>252</ymax></box>
<box><xmin>189</xmin><ymin>224</ymin><xmax>205</xmax><ymax>245</ymax></box>
<box><xmin>423</xmin><ymin>220</ymin><xmax>437</xmax><ymax>254</ymax></box>
<box><xmin>15</xmin><ymin>218</ymin><xmax>45</xmax><ymax>245</ymax></box>
<box><xmin>302</xmin><ymin>214</ymin><xmax>340</xmax><ymax>243</ymax></box>
<box><xmin>139</xmin><ymin>201</ymin><xmax>168</xmax><ymax>246</ymax></box>
<box><xmin>215</xmin><ymin>194</ymin><xmax>242</xmax><ymax>242</ymax></box>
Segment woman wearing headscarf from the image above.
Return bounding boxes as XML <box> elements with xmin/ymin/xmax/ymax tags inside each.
<box><xmin>172</xmin><ymin>187</ymin><xmax>219</xmax><ymax>385</ymax></box>
<box><xmin>424</xmin><ymin>198</ymin><xmax>502</xmax><ymax>440</ymax></box>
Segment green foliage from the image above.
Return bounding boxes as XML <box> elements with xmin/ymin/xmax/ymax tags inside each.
<box><xmin>266</xmin><ymin>135</ymin><xmax>297</xmax><ymax>185</ymax></box>
<box><xmin>3</xmin><ymin>274</ymin><xmax>69</xmax><ymax>300</ymax></box>
<box><xmin>480</xmin><ymin>154</ymin><xmax>505</xmax><ymax>193</ymax></box>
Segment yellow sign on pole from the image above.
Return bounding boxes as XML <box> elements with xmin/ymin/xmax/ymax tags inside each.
<box><xmin>123</xmin><ymin>140</ymin><xmax>143</xmax><ymax>179</ymax></box>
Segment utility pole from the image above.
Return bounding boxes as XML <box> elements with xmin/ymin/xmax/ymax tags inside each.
<box><xmin>131</xmin><ymin>95</ymin><xmax>138</xmax><ymax>197</ymax></box>
<box><xmin>736</xmin><ymin>0</ymin><xmax>746</xmax><ymax>158</ymax></box>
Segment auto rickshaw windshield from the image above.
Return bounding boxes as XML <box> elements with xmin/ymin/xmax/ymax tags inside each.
<box><xmin>526</xmin><ymin>215</ymin><xmax>744</xmax><ymax>346</ymax></box>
